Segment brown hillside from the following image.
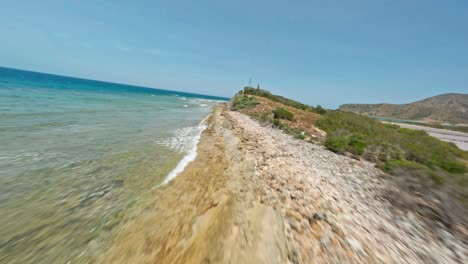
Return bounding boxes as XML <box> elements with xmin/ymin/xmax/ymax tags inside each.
<box><xmin>339</xmin><ymin>93</ymin><xmax>468</xmax><ymax>125</ymax></box>
<box><xmin>238</xmin><ymin>95</ymin><xmax>326</xmax><ymax>141</ymax></box>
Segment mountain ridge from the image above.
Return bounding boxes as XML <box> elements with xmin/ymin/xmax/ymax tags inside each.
<box><xmin>339</xmin><ymin>93</ymin><xmax>468</xmax><ymax>125</ymax></box>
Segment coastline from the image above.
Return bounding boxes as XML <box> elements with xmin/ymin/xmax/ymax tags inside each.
<box><xmin>101</xmin><ymin>103</ymin><xmax>467</xmax><ymax>263</ymax></box>
<box><xmin>162</xmin><ymin>114</ymin><xmax>210</xmax><ymax>184</ymax></box>
<box><xmin>0</xmin><ymin>74</ymin><xmax>226</xmax><ymax>264</ymax></box>
<box><xmin>100</xmin><ymin>104</ymin><xmax>289</xmax><ymax>263</ymax></box>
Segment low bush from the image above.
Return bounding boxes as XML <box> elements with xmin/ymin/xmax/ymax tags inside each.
<box><xmin>317</xmin><ymin>110</ymin><xmax>468</xmax><ymax>185</ymax></box>
<box><xmin>313</xmin><ymin>105</ymin><xmax>327</xmax><ymax>115</ymax></box>
<box><xmin>324</xmin><ymin>133</ymin><xmax>367</xmax><ymax>155</ymax></box>
<box><xmin>250</xmin><ymin>111</ymin><xmax>309</xmax><ymax>141</ymax></box>
<box><xmin>231</xmin><ymin>95</ymin><xmax>259</xmax><ymax>111</ymax></box>
<box><xmin>273</xmin><ymin>107</ymin><xmax>294</xmax><ymax>121</ymax></box>
<box><xmin>272</xmin><ymin>118</ymin><xmax>283</xmax><ymax>128</ymax></box>
<box><xmin>242</xmin><ymin>87</ymin><xmax>326</xmax><ymax>114</ymax></box>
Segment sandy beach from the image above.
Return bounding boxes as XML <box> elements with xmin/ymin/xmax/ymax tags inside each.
<box><xmin>101</xmin><ymin>104</ymin><xmax>467</xmax><ymax>263</ymax></box>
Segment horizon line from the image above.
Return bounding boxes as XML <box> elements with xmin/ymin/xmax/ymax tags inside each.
<box><xmin>0</xmin><ymin>65</ymin><xmax>231</xmax><ymax>101</ymax></box>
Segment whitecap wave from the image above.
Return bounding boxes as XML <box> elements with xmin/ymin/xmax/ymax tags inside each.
<box><xmin>154</xmin><ymin>125</ymin><xmax>202</xmax><ymax>153</ymax></box>
<box><xmin>153</xmin><ymin>116</ymin><xmax>209</xmax><ymax>184</ymax></box>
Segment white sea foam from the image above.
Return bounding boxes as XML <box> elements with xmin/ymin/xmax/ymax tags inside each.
<box><xmin>154</xmin><ymin>116</ymin><xmax>209</xmax><ymax>184</ymax></box>
<box><xmin>190</xmin><ymin>98</ymin><xmax>226</xmax><ymax>104</ymax></box>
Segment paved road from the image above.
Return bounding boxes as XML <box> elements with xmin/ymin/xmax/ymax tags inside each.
<box><xmin>386</xmin><ymin>122</ymin><xmax>468</xmax><ymax>151</ymax></box>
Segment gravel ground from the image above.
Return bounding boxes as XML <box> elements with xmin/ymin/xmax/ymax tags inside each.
<box><xmin>226</xmin><ymin>108</ymin><xmax>467</xmax><ymax>263</ymax></box>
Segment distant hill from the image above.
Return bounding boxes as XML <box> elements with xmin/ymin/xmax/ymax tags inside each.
<box><xmin>339</xmin><ymin>93</ymin><xmax>468</xmax><ymax>125</ymax></box>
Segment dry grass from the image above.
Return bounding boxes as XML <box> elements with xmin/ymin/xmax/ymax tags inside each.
<box><xmin>239</xmin><ymin>95</ymin><xmax>326</xmax><ymax>140</ymax></box>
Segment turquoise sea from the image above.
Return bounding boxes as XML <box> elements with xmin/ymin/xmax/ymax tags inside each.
<box><xmin>0</xmin><ymin>67</ymin><xmax>227</xmax><ymax>263</ymax></box>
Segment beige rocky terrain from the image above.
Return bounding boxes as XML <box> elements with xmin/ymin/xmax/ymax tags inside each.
<box><xmin>101</xmin><ymin>104</ymin><xmax>467</xmax><ymax>263</ymax></box>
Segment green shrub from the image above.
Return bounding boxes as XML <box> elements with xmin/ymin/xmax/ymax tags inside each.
<box><xmin>324</xmin><ymin>133</ymin><xmax>367</xmax><ymax>155</ymax></box>
<box><xmin>231</xmin><ymin>95</ymin><xmax>259</xmax><ymax>111</ymax></box>
<box><xmin>316</xmin><ymin>110</ymin><xmax>467</xmax><ymax>185</ymax></box>
<box><xmin>314</xmin><ymin>105</ymin><xmax>327</xmax><ymax>115</ymax></box>
<box><xmin>433</xmin><ymin>160</ymin><xmax>466</xmax><ymax>174</ymax></box>
<box><xmin>363</xmin><ymin>143</ymin><xmax>404</xmax><ymax>163</ymax></box>
<box><xmin>380</xmin><ymin>159</ymin><xmax>426</xmax><ymax>172</ymax></box>
<box><xmin>272</xmin><ymin>118</ymin><xmax>283</xmax><ymax>128</ymax></box>
<box><xmin>242</xmin><ymin>87</ymin><xmax>326</xmax><ymax>114</ymax></box>
<box><xmin>249</xmin><ymin>111</ymin><xmax>309</xmax><ymax>141</ymax></box>
<box><xmin>380</xmin><ymin>159</ymin><xmax>445</xmax><ymax>185</ymax></box>
<box><xmin>348</xmin><ymin>133</ymin><xmax>367</xmax><ymax>154</ymax></box>
<box><xmin>376</xmin><ymin>118</ymin><xmax>468</xmax><ymax>133</ymax></box>
<box><xmin>273</xmin><ymin>107</ymin><xmax>294</xmax><ymax>121</ymax></box>
<box><xmin>324</xmin><ymin>136</ymin><xmax>348</xmax><ymax>153</ymax></box>
<box><xmin>294</xmin><ymin>133</ymin><xmax>305</xmax><ymax>140</ymax></box>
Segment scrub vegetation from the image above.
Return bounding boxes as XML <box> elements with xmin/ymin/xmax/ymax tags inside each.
<box><xmin>231</xmin><ymin>94</ymin><xmax>259</xmax><ymax>111</ymax></box>
<box><xmin>316</xmin><ymin>110</ymin><xmax>467</xmax><ymax>188</ymax></box>
<box><xmin>273</xmin><ymin>107</ymin><xmax>294</xmax><ymax>121</ymax></box>
<box><xmin>232</xmin><ymin>87</ymin><xmax>468</xmax><ymax>193</ymax></box>
<box><xmin>242</xmin><ymin>86</ymin><xmax>326</xmax><ymax>114</ymax></box>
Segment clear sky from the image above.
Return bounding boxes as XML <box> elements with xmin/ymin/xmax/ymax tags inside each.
<box><xmin>1</xmin><ymin>0</ymin><xmax>467</xmax><ymax>108</ymax></box>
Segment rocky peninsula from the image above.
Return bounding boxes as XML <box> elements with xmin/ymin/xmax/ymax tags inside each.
<box><xmin>101</xmin><ymin>101</ymin><xmax>467</xmax><ymax>263</ymax></box>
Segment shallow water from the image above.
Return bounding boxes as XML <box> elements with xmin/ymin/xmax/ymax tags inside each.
<box><xmin>0</xmin><ymin>67</ymin><xmax>225</xmax><ymax>263</ymax></box>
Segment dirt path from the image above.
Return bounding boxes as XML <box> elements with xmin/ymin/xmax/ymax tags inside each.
<box><xmin>101</xmin><ymin>104</ymin><xmax>467</xmax><ymax>263</ymax></box>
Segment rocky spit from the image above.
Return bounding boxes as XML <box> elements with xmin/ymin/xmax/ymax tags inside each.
<box><xmin>102</xmin><ymin>104</ymin><xmax>467</xmax><ymax>263</ymax></box>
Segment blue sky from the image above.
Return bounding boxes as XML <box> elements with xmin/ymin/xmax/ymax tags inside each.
<box><xmin>1</xmin><ymin>0</ymin><xmax>467</xmax><ymax>108</ymax></box>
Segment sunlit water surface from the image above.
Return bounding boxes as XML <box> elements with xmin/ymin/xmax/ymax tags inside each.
<box><xmin>0</xmin><ymin>67</ymin><xmax>226</xmax><ymax>263</ymax></box>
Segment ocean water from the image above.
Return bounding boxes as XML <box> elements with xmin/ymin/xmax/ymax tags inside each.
<box><xmin>0</xmin><ymin>67</ymin><xmax>227</xmax><ymax>263</ymax></box>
